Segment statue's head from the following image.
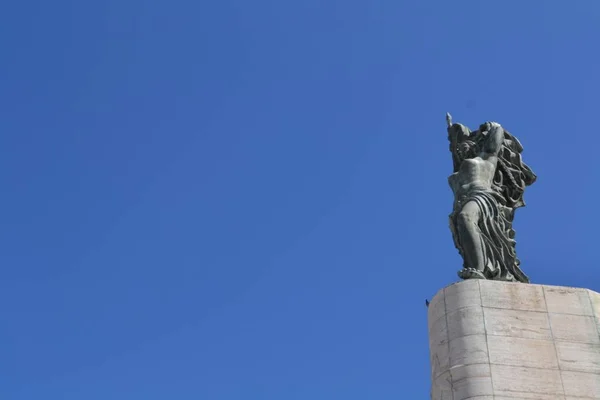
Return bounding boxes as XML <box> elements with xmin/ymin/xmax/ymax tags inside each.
<box><xmin>448</xmin><ymin>123</ymin><xmax>478</xmax><ymax>161</ymax></box>
<box><xmin>478</xmin><ymin>122</ymin><xmax>494</xmax><ymax>133</ymax></box>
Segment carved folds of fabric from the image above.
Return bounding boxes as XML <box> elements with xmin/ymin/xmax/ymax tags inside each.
<box><xmin>449</xmin><ymin>190</ymin><xmax>530</xmax><ymax>283</ymax></box>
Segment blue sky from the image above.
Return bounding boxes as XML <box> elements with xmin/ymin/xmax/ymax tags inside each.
<box><xmin>2</xmin><ymin>1</ymin><xmax>599</xmax><ymax>399</ymax></box>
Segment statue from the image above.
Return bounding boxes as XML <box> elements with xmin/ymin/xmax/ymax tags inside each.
<box><xmin>446</xmin><ymin>114</ymin><xmax>537</xmax><ymax>283</ymax></box>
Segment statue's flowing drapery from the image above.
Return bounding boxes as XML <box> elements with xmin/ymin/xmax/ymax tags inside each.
<box><xmin>450</xmin><ymin>189</ymin><xmax>528</xmax><ymax>282</ymax></box>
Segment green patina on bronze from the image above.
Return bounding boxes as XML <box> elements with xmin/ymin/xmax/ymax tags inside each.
<box><xmin>446</xmin><ymin>114</ymin><xmax>537</xmax><ymax>283</ymax></box>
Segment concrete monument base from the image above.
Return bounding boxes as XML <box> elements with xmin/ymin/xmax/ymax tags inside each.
<box><xmin>428</xmin><ymin>279</ymin><xmax>600</xmax><ymax>400</ymax></box>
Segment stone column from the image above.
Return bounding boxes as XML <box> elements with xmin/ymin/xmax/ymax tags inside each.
<box><xmin>428</xmin><ymin>279</ymin><xmax>600</xmax><ymax>400</ymax></box>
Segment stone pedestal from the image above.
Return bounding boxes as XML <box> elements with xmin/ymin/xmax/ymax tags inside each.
<box><xmin>428</xmin><ymin>279</ymin><xmax>600</xmax><ymax>400</ymax></box>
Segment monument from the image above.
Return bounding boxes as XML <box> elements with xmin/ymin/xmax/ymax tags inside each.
<box><xmin>446</xmin><ymin>115</ymin><xmax>536</xmax><ymax>283</ymax></box>
<box><xmin>428</xmin><ymin>116</ymin><xmax>600</xmax><ymax>399</ymax></box>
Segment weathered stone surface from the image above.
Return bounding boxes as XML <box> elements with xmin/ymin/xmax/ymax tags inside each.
<box><xmin>550</xmin><ymin>313</ymin><xmax>599</xmax><ymax>344</ymax></box>
<box><xmin>450</xmin><ymin>364</ymin><xmax>493</xmax><ymax>400</ymax></box>
<box><xmin>448</xmin><ymin>334</ymin><xmax>489</xmax><ymax>366</ymax></box>
<box><xmin>428</xmin><ymin>280</ymin><xmax>600</xmax><ymax>400</ymax></box>
<box><xmin>451</xmin><ymin>375</ymin><xmax>493</xmax><ymax>400</ymax></box>
<box><xmin>427</xmin><ymin>290</ymin><xmax>446</xmax><ymax>326</ymax></box>
<box><xmin>495</xmin><ymin>395</ymin><xmax>564</xmax><ymax>400</ymax></box>
<box><xmin>589</xmin><ymin>290</ymin><xmax>600</xmax><ymax>317</ymax></box>
<box><xmin>483</xmin><ymin>307</ymin><xmax>551</xmax><ymax>340</ymax></box>
<box><xmin>495</xmin><ymin>397</ymin><xmax>565</xmax><ymax>400</ymax></box>
<box><xmin>487</xmin><ymin>335</ymin><xmax>558</xmax><ymax>369</ymax></box>
<box><xmin>465</xmin><ymin>398</ymin><xmax>493</xmax><ymax>400</ymax></box>
<box><xmin>449</xmin><ymin>363</ymin><xmax>490</xmax><ymax>381</ymax></box>
<box><xmin>479</xmin><ymin>280</ymin><xmax>546</xmax><ymax>312</ymax></box>
<box><xmin>556</xmin><ymin>341</ymin><xmax>600</xmax><ymax>373</ymax></box>
<box><xmin>447</xmin><ymin>306</ymin><xmax>485</xmax><ymax>340</ymax></box>
<box><xmin>561</xmin><ymin>370</ymin><xmax>600</xmax><ymax>398</ymax></box>
<box><xmin>444</xmin><ymin>279</ymin><xmax>481</xmax><ymax>313</ymax></box>
<box><xmin>544</xmin><ymin>286</ymin><xmax>593</xmax><ymax>316</ymax></box>
<box><xmin>491</xmin><ymin>364</ymin><xmax>564</xmax><ymax>398</ymax></box>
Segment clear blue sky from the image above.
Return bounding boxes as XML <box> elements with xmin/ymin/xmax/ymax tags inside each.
<box><xmin>2</xmin><ymin>1</ymin><xmax>599</xmax><ymax>399</ymax></box>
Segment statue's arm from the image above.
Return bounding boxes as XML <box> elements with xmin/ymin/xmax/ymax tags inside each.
<box><xmin>481</xmin><ymin>123</ymin><xmax>504</xmax><ymax>157</ymax></box>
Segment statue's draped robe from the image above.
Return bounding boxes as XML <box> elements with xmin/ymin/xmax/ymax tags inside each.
<box><xmin>449</xmin><ymin>130</ymin><xmax>536</xmax><ymax>283</ymax></box>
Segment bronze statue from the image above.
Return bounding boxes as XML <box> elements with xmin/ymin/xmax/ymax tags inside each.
<box><xmin>446</xmin><ymin>114</ymin><xmax>536</xmax><ymax>282</ymax></box>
